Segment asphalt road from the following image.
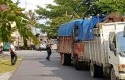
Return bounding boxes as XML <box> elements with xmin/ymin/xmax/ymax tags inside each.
<box><xmin>7</xmin><ymin>50</ymin><xmax>109</xmax><ymax>80</ymax></box>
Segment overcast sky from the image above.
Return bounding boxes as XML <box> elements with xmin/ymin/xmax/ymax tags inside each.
<box><xmin>12</xmin><ymin>0</ymin><xmax>54</xmax><ymax>11</ymax></box>
<box><xmin>11</xmin><ymin>0</ymin><xmax>54</xmax><ymax>34</ymax></box>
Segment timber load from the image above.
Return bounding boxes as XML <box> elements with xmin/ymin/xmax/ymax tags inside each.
<box><xmin>103</xmin><ymin>12</ymin><xmax>125</xmax><ymax>22</ymax></box>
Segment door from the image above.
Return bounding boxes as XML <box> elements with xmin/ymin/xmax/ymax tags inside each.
<box><xmin>108</xmin><ymin>32</ymin><xmax>119</xmax><ymax>70</ymax></box>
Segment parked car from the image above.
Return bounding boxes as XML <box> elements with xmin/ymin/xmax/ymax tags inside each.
<box><xmin>39</xmin><ymin>42</ymin><xmax>46</xmax><ymax>50</ymax></box>
<box><xmin>35</xmin><ymin>41</ymin><xmax>47</xmax><ymax>51</ymax></box>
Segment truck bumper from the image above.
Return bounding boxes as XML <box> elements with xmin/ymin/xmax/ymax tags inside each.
<box><xmin>119</xmin><ymin>73</ymin><xmax>125</xmax><ymax>80</ymax></box>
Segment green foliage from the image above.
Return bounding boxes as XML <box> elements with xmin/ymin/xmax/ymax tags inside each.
<box><xmin>95</xmin><ymin>0</ymin><xmax>125</xmax><ymax>15</ymax></box>
<box><xmin>36</xmin><ymin>0</ymin><xmax>125</xmax><ymax>38</ymax></box>
<box><xmin>36</xmin><ymin>0</ymin><xmax>83</xmax><ymax>19</ymax></box>
<box><xmin>0</xmin><ymin>0</ymin><xmax>39</xmax><ymax>47</ymax></box>
<box><xmin>7</xmin><ymin>14</ymin><xmax>16</xmax><ymax>21</ymax></box>
<box><xmin>81</xmin><ymin>0</ymin><xmax>125</xmax><ymax>15</ymax></box>
<box><xmin>35</xmin><ymin>0</ymin><xmax>84</xmax><ymax>38</ymax></box>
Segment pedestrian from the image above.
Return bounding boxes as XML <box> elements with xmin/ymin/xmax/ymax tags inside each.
<box><xmin>46</xmin><ymin>39</ymin><xmax>52</xmax><ymax>61</ymax></box>
<box><xmin>9</xmin><ymin>41</ymin><xmax>17</xmax><ymax>65</ymax></box>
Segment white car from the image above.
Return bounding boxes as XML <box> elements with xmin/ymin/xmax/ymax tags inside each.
<box><xmin>35</xmin><ymin>42</ymin><xmax>46</xmax><ymax>51</ymax></box>
<box><xmin>39</xmin><ymin>43</ymin><xmax>46</xmax><ymax>50</ymax></box>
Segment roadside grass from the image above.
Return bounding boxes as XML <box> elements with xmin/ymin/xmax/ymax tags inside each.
<box><xmin>0</xmin><ymin>56</ymin><xmax>23</xmax><ymax>74</ymax></box>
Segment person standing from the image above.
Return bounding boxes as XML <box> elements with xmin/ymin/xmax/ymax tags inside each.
<box><xmin>10</xmin><ymin>41</ymin><xmax>17</xmax><ymax>65</ymax></box>
<box><xmin>46</xmin><ymin>39</ymin><xmax>52</xmax><ymax>61</ymax></box>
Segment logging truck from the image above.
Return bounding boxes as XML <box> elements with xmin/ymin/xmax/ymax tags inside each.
<box><xmin>57</xmin><ymin>15</ymin><xmax>125</xmax><ymax>80</ymax></box>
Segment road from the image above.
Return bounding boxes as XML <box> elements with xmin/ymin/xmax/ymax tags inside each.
<box><xmin>7</xmin><ymin>50</ymin><xmax>109</xmax><ymax>80</ymax></box>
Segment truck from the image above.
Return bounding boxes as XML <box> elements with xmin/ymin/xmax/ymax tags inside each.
<box><xmin>57</xmin><ymin>15</ymin><xmax>125</xmax><ymax>80</ymax></box>
<box><xmin>57</xmin><ymin>19</ymin><xmax>90</xmax><ymax>67</ymax></box>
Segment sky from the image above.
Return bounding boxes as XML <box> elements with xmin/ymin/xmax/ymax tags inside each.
<box><xmin>11</xmin><ymin>0</ymin><xmax>54</xmax><ymax>34</ymax></box>
<box><xmin>12</xmin><ymin>0</ymin><xmax>54</xmax><ymax>11</ymax></box>
<box><xmin>12</xmin><ymin>0</ymin><xmax>54</xmax><ymax>35</ymax></box>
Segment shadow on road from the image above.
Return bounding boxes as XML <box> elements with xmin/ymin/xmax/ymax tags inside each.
<box><xmin>10</xmin><ymin>50</ymin><xmax>109</xmax><ymax>80</ymax></box>
<box><xmin>38</xmin><ymin>55</ymin><xmax>108</xmax><ymax>80</ymax></box>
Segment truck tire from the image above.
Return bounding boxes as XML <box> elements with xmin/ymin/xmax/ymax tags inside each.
<box><xmin>74</xmin><ymin>56</ymin><xmax>82</xmax><ymax>70</ymax></box>
<box><xmin>111</xmin><ymin>68</ymin><xmax>118</xmax><ymax>80</ymax></box>
<box><xmin>97</xmin><ymin>66</ymin><xmax>103</xmax><ymax>78</ymax></box>
<box><xmin>66</xmin><ymin>54</ymin><xmax>71</xmax><ymax>65</ymax></box>
<box><xmin>90</xmin><ymin>63</ymin><xmax>98</xmax><ymax>78</ymax></box>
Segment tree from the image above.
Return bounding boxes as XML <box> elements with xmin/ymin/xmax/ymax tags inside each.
<box><xmin>35</xmin><ymin>0</ymin><xmax>125</xmax><ymax>38</ymax></box>
<box><xmin>81</xmin><ymin>0</ymin><xmax>125</xmax><ymax>16</ymax></box>
<box><xmin>25</xmin><ymin>10</ymin><xmax>38</xmax><ymax>27</ymax></box>
<box><xmin>24</xmin><ymin>10</ymin><xmax>40</xmax><ymax>48</ymax></box>
<box><xmin>35</xmin><ymin>0</ymin><xmax>85</xmax><ymax>38</ymax></box>
<box><xmin>95</xmin><ymin>0</ymin><xmax>125</xmax><ymax>15</ymax></box>
<box><xmin>0</xmin><ymin>0</ymin><xmax>39</xmax><ymax>48</ymax></box>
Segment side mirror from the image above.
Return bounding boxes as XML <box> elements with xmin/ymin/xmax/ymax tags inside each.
<box><xmin>109</xmin><ymin>43</ymin><xmax>116</xmax><ymax>51</ymax></box>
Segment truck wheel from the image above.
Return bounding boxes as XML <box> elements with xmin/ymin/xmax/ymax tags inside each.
<box><xmin>111</xmin><ymin>68</ymin><xmax>117</xmax><ymax>80</ymax></box>
<box><xmin>97</xmin><ymin>66</ymin><xmax>103</xmax><ymax>78</ymax></box>
<box><xmin>66</xmin><ymin>54</ymin><xmax>71</xmax><ymax>65</ymax></box>
<box><xmin>90</xmin><ymin>63</ymin><xmax>97</xmax><ymax>78</ymax></box>
<box><xmin>74</xmin><ymin>56</ymin><xmax>82</xmax><ymax>70</ymax></box>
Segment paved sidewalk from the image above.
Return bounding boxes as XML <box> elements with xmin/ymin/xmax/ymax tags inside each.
<box><xmin>0</xmin><ymin>72</ymin><xmax>12</xmax><ymax>80</ymax></box>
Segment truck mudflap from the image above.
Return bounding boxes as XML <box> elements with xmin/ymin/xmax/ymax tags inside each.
<box><xmin>90</xmin><ymin>62</ymin><xmax>103</xmax><ymax>78</ymax></box>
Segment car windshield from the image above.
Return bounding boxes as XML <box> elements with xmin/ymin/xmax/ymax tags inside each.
<box><xmin>117</xmin><ymin>32</ymin><xmax>125</xmax><ymax>51</ymax></box>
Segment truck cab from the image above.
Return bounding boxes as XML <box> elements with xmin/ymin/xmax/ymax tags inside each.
<box><xmin>109</xmin><ymin>30</ymin><xmax>125</xmax><ymax>79</ymax></box>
